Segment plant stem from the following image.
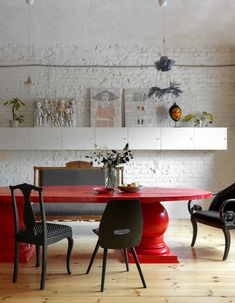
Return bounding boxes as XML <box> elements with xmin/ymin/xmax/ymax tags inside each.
<box><xmin>12</xmin><ymin>105</ymin><xmax>15</xmax><ymax>120</ymax></box>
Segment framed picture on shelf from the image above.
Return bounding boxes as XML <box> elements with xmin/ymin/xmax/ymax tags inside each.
<box><xmin>90</xmin><ymin>88</ymin><xmax>122</xmax><ymax>127</ymax></box>
<box><xmin>124</xmin><ymin>88</ymin><xmax>157</xmax><ymax>127</ymax></box>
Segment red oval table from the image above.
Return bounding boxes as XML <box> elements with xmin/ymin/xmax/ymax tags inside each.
<box><xmin>0</xmin><ymin>185</ymin><xmax>212</xmax><ymax>263</ymax></box>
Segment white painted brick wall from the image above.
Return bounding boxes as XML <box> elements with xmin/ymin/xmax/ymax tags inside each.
<box><xmin>0</xmin><ymin>43</ymin><xmax>234</xmax><ymax>218</ymax></box>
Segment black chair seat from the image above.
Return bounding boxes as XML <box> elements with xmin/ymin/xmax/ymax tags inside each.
<box><xmin>35</xmin><ymin>222</ymin><xmax>72</xmax><ymax>237</ymax></box>
<box><xmin>18</xmin><ymin>223</ymin><xmax>72</xmax><ymax>245</ymax></box>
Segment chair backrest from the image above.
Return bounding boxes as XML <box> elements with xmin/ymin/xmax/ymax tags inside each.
<box><xmin>10</xmin><ymin>183</ymin><xmax>46</xmax><ymax>238</ymax></box>
<box><xmin>98</xmin><ymin>199</ymin><xmax>143</xmax><ymax>249</ymax></box>
<box><xmin>209</xmin><ymin>183</ymin><xmax>235</xmax><ymax>211</ymax></box>
<box><xmin>65</xmin><ymin>161</ymin><xmax>92</xmax><ymax>168</ymax></box>
<box><xmin>34</xmin><ymin>166</ymin><xmax>105</xmax><ymax>186</ymax></box>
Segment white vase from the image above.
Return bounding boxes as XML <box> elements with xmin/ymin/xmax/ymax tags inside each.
<box><xmin>9</xmin><ymin>120</ymin><xmax>19</xmax><ymax>127</ymax></box>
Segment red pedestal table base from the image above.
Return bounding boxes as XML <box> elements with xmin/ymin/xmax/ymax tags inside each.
<box><xmin>129</xmin><ymin>202</ymin><xmax>178</xmax><ymax>263</ymax></box>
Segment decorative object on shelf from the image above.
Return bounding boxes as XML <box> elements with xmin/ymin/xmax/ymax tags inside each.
<box><xmin>33</xmin><ymin>98</ymin><xmax>77</xmax><ymax>127</ymax></box>
<box><xmin>169</xmin><ymin>102</ymin><xmax>182</xmax><ymax>126</ymax></box>
<box><xmin>86</xmin><ymin>143</ymin><xmax>133</xmax><ymax>189</ymax></box>
<box><xmin>3</xmin><ymin>97</ymin><xmax>25</xmax><ymax>127</ymax></box>
<box><xmin>125</xmin><ymin>89</ymin><xmax>157</xmax><ymax>127</ymax></box>
<box><xmin>182</xmin><ymin>111</ymin><xmax>215</xmax><ymax>127</ymax></box>
<box><xmin>90</xmin><ymin>88</ymin><xmax>122</xmax><ymax>127</ymax></box>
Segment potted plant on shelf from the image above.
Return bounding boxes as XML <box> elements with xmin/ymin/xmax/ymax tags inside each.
<box><xmin>182</xmin><ymin>111</ymin><xmax>215</xmax><ymax>127</ymax></box>
<box><xmin>3</xmin><ymin>97</ymin><xmax>25</xmax><ymax>127</ymax></box>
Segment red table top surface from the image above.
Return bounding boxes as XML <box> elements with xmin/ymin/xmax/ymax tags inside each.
<box><xmin>0</xmin><ymin>185</ymin><xmax>212</xmax><ymax>204</ymax></box>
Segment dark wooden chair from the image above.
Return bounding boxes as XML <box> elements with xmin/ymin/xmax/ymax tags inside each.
<box><xmin>86</xmin><ymin>198</ymin><xmax>147</xmax><ymax>292</ymax></box>
<box><xmin>188</xmin><ymin>182</ymin><xmax>235</xmax><ymax>260</ymax></box>
<box><xmin>10</xmin><ymin>183</ymin><xmax>74</xmax><ymax>290</ymax></box>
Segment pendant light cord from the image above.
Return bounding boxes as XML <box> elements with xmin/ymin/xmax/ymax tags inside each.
<box><xmin>162</xmin><ymin>7</ymin><xmax>166</xmax><ymax>56</ymax></box>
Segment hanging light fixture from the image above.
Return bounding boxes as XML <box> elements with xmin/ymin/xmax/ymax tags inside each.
<box><xmin>26</xmin><ymin>0</ymin><xmax>34</xmax><ymax>5</ymax></box>
<box><xmin>147</xmin><ymin>0</ymin><xmax>183</xmax><ymax>126</ymax></box>
<box><xmin>148</xmin><ymin>1</ymin><xmax>182</xmax><ymax>101</ymax></box>
<box><xmin>24</xmin><ymin>0</ymin><xmax>34</xmax><ymax>87</ymax></box>
<box><xmin>159</xmin><ymin>0</ymin><xmax>168</xmax><ymax>8</ymax></box>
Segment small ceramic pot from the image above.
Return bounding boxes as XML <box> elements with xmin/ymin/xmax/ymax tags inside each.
<box><xmin>9</xmin><ymin>120</ymin><xmax>19</xmax><ymax>127</ymax></box>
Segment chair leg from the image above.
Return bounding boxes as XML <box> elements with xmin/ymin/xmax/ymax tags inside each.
<box><xmin>123</xmin><ymin>249</ymin><xmax>129</xmax><ymax>272</ymax></box>
<box><xmin>222</xmin><ymin>228</ymin><xmax>231</xmax><ymax>261</ymax></box>
<box><xmin>66</xmin><ymin>237</ymin><xmax>74</xmax><ymax>274</ymax></box>
<box><xmin>130</xmin><ymin>247</ymin><xmax>147</xmax><ymax>288</ymax></box>
<box><xmin>13</xmin><ymin>241</ymin><xmax>20</xmax><ymax>283</ymax></box>
<box><xmin>86</xmin><ymin>239</ymin><xmax>100</xmax><ymax>274</ymax></box>
<box><xmin>191</xmin><ymin>218</ymin><xmax>198</xmax><ymax>247</ymax></box>
<box><xmin>40</xmin><ymin>244</ymin><xmax>47</xmax><ymax>290</ymax></box>
<box><xmin>101</xmin><ymin>248</ymin><xmax>108</xmax><ymax>292</ymax></box>
<box><xmin>36</xmin><ymin>245</ymin><xmax>40</xmax><ymax>267</ymax></box>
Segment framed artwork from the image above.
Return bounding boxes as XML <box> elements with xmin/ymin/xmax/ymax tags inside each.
<box><xmin>90</xmin><ymin>88</ymin><xmax>122</xmax><ymax>127</ymax></box>
<box><xmin>124</xmin><ymin>88</ymin><xmax>157</xmax><ymax>127</ymax></box>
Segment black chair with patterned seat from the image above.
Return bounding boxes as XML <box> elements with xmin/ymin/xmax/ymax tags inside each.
<box><xmin>10</xmin><ymin>183</ymin><xmax>74</xmax><ymax>290</ymax></box>
<box><xmin>188</xmin><ymin>182</ymin><xmax>235</xmax><ymax>260</ymax></box>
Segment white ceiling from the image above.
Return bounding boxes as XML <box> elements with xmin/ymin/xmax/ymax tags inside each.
<box><xmin>0</xmin><ymin>0</ymin><xmax>235</xmax><ymax>47</ymax></box>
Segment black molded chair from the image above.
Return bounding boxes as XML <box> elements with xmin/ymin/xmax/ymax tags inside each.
<box><xmin>86</xmin><ymin>198</ymin><xmax>147</xmax><ymax>292</ymax></box>
<box><xmin>188</xmin><ymin>182</ymin><xmax>235</xmax><ymax>260</ymax></box>
<box><xmin>10</xmin><ymin>183</ymin><xmax>74</xmax><ymax>290</ymax></box>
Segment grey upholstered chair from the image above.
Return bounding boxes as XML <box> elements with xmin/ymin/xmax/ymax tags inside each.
<box><xmin>33</xmin><ymin>166</ymin><xmax>106</xmax><ymax>220</ymax></box>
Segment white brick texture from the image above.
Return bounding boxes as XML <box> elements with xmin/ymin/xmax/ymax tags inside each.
<box><xmin>0</xmin><ymin>44</ymin><xmax>234</xmax><ymax>218</ymax></box>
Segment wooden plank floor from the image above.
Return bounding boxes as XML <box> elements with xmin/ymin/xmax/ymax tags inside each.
<box><xmin>1</xmin><ymin>219</ymin><xmax>235</xmax><ymax>302</ymax></box>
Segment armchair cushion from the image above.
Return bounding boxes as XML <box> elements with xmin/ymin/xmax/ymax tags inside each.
<box><xmin>192</xmin><ymin>210</ymin><xmax>221</xmax><ymax>227</ymax></box>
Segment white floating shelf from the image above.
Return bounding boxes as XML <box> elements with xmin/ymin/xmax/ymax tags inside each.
<box><xmin>0</xmin><ymin>127</ymin><xmax>227</xmax><ymax>150</ymax></box>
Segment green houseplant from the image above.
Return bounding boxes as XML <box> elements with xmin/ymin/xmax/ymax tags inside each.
<box><xmin>182</xmin><ymin>111</ymin><xmax>215</xmax><ymax>127</ymax></box>
<box><xmin>3</xmin><ymin>97</ymin><xmax>25</xmax><ymax>127</ymax></box>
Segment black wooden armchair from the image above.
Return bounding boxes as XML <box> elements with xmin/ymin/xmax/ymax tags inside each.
<box><xmin>10</xmin><ymin>183</ymin><xmax>74</xmax><ymax>290</ymax></box>
<box><xmin>188</xmin><ymin>183</ymin><xmax>235</xmax><ymax>260</ymax></box>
